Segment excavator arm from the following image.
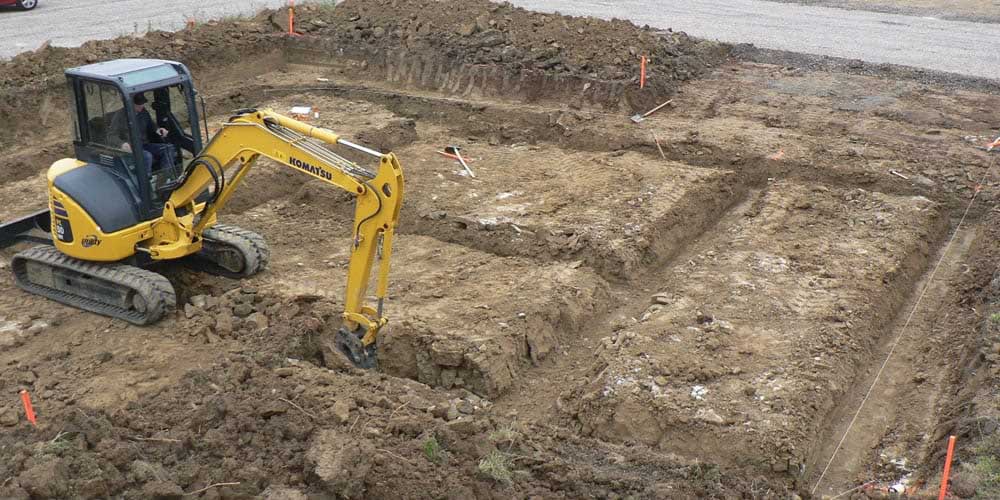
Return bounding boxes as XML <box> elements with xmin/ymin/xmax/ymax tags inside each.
<box><xmin>149</xmin><ymin>108</ymin><xmax>403</xmax><ymax>365</ymax></box>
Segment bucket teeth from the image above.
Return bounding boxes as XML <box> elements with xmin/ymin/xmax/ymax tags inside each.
<box><xmin>334</xmin><ymin>326</ymin><xmax>378</xmax><ymax>369</ymax></box>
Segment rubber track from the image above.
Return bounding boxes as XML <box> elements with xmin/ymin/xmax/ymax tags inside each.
<box><xmin>196</xmin><ymin>224</ymin><xmax>270</xmax><ymax>278</ymax></box>
<box><xmin>11</xmin><ymin>245</ymin><xmax>176</xmax><ymax>325</ymax></box>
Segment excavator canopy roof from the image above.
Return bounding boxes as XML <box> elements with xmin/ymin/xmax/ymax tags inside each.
<box><xmin>65</xmin><ymin>58</ymin><xmax>191</xmax><ymax>93</ymax></box>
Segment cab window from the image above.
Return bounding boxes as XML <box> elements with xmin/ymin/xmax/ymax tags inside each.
<box><xmin>80</xmin><ymin>80</ymin><xmax>129</xmax><ymax>152</ymax></box>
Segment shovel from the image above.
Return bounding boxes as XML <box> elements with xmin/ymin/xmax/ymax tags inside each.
<box><xmin>444</xmin><ymin>146</ymin><xmax>475</xmax><ymax>178</ymax></box>
<box><xmin>630</xmin><ymin>99</ymin><xmax>673</xmax><ymax>124</ymax></box>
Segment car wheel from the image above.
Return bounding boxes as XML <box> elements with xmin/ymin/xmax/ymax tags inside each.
<box><xmin>16</xmin><ymin>0</ymin><xmax>37</xmax><ymax>10</ymax></box>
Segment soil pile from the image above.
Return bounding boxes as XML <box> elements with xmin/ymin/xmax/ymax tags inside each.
<box><xmin>0</xmin><ymin>289</ymin><xmax>767</xmax><ymax>499</ymax></box>
<box><xmin>302</xmin><ymin>0</ymin><xmax>726</xmax><ymax>87</ymax></box>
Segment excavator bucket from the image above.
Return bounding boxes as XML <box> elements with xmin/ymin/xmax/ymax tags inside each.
<box><xmin>0</xmin><ymin>209</ymin><xmax>51</xmax><ymax>249</ymax></box>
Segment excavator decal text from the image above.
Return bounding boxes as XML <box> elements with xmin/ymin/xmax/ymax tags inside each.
<box><xmin>290</xmin><ymin>157</ymin><xmax>332</xmax><ymax>181</ymax></box>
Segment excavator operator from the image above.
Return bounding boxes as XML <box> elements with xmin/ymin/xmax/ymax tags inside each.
<box><xmin>113</xmin><ymin>93</ymin><xmax>175</xmax><ymax>172</ymax></box>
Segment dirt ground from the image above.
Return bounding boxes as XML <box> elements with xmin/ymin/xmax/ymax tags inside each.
<box><xmin>1</xmin><ymin>0</ymin><xmax>1000</xmax><ymax>498</ymax></box>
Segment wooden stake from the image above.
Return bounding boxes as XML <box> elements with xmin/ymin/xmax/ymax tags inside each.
<box><xmin>652</xmin><ymin>133</ymin><xmax>666</xmax><ymax>159</ymax></box>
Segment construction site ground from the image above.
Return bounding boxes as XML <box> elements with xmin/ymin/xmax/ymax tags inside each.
<box><xmin>2</xmin><ymin>1</ymin><xmax>1000</xmax><ymax>498</ymax></box>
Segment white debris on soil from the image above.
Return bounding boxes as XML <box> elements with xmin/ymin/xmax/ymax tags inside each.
<box><xmin>691</xmin><ymin>385</ymin><xmax>708</xmax><ymax>400</ymax></box>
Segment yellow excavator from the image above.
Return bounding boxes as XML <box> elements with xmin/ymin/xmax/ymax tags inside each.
<box><xmin>0</xmin><ymin>59</ymin><xmax>403</xmax><ymax>367</ymax></box>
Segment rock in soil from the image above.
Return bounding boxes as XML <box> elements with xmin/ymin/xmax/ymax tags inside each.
<box><xmin>306</xmin><ymin>430</ymin><xmax>374</xmax><ymax>498</ymax></box>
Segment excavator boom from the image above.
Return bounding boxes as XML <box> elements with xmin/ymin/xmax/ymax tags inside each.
<box><xmin>150</xmin><ymin>108</ymin><xmax>403</xmax><ymax>365</ymax></box>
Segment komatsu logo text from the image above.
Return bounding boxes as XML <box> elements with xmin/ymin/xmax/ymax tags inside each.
<box><xmin>290</xmin><ymin>157</ymin><xmax>332</xmax><ymax>180</ymax></box>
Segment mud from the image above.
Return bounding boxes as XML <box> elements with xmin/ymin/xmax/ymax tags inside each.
<box><xmin>2</xmin><ymin>0</ymin><xmax>1000</xmax><ymax>498</ymax></box>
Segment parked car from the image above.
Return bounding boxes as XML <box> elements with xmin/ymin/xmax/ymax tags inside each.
<box><xmin>0</xmin><ymin>0</ymin><xmax>37</xmax><ymax>10</ymax></box>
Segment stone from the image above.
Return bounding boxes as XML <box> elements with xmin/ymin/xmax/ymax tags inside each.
<box><xmin>653</xmin><ymin>376</ymin><xmax>669</xmax><ymax>386</ymax></box>
<box><xmin>695</xmin><ymin>408</ymin><xmax>725</xmax><ymax>425</ymax></box>
<box><xmin>457</xmin><ymin>22</ymin><xmax>478</xmax><ymax>36</ymax></box>
<box><xmin>215</xmin><ymin>313</ymin><xmax>234</xmax><ymax>336</ymax></box>
<box><xmin>261</xmin><ymin>486</ymin><xmax>308</xmax><ymax>500</ymax></box>
<box><xmin>332</xmin><ymin>399</ymin><xmax>352</xmax><ymax>425</ymax></box>
<box><xmin>306</xmin><ymin>430</ymin><xmax>373</xmax><ymax>498</ymax></box>
<box><xmin>651</xmin><ymin>293</ymin><xmax>671</xmax><ymax>305</ymax></box>
<box><xmin>141</xmin><ymin>480</ymin><xmax>183</xmax><ymax>499</ymax></box>
<box><xmin>445</xmin><ymin>401</ymin><xmax>460</xmax><ymax>421</ymax></box>
<box><xmin>18</xmin><ymin>459</ymin><xmax>70</xmax><ymax>498</ymax></box>
<box><xmin>0</xmin><ymin>406</ymin><xmax>18</xmax><ymax>426</ymax></box>
<box><xmin>233</xmin><ymin>304</ymin><xmax>254</xmax><ymax>318</ymax></box>
<box><xmin>439</xmin><ymin>369</ymin><xmax>457</xmax><ymax>388</ymax></box>
<box><xmin>403</xmin><ymin>394</ymin><xmax>433</xmax><ymax>411</ymax></box>
<box><xmin>260</xmin><ymin>401</ymin><xmax>288</xmax><ymax>418</ymax></box>
<box><xmin>184</xmin><ymin>304</ymin><xmax>198</xmax><ymax>319</ymax></box>
<box><xmin>446</xmin><ymin>418</ymin><xmax>477</xmax><ymax>436</ymax></box>
<box><xmin>456</xmin><ymin>400</ymin><xmax>475</xmax><ymax>414</ymax></box>
<box><xmin>190</xmin><ymin>295</ymin><xmax>208</xmax><ymax>309</ymax></box>
<box><xmin>246</xmin><ymin>312</ymin><xmax>269</xmax><ymax>331</ymax></box>
<box><xmin>24</xmin><ymin>321</ymin><xmax>47</xmax><ymax>336</ymax></box>
<box><xmin>430</xmin><ymin>341</ymin><xmax>465</xmax><ymax>367</ymax></box>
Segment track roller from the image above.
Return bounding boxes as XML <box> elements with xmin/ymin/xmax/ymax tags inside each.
<box><xmin>11</xmin><ymin>245</ymin><xmax>176</xmax><ymax>325</ymax></box>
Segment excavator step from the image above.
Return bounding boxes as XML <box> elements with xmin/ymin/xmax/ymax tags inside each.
<box><xmin>10</xmin><ymin>245</ymin><xmax>176</xmax><ymax>325</ymax></box>
<box><xmin>186</xmin><ymin>224</ymin><xmax>270</xmax><ymax>278</ymax></box>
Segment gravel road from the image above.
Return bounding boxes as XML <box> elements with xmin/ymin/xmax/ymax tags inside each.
<box><xmin>4</xmin><ymin>0</ymin><xmax>1000</xmax><ymax>81</ymax></box>
<box><xmin>509</xmin><ymin>0</ymin><xmax>1000</xmax><ymax>80</ymax></box>
<box><xmin>0</xmin><ymin>0</ymin><xmax>288</xmax><ymax>58</ymax></box>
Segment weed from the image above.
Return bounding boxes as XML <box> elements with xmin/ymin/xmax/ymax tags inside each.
<box><xmin>478</xmin><ymin>450</ymin><xmax>513</xmax><ymax>484</ymax></box>
<box><xmin>489</xmin><ymin>422</ymin><xmax>522</xmax><ymax>445</ymax></box>
<box><xmin>990</xmin><ymin>312</ymin><xmax>1000</xmax><ymax>324</ymax></box>
<box><xmin>422</xmin><ymin>436</ymin><xmax>441</xmax><ymax>463</ymax></box>
<box><xmin>41</xmin><ymin>433</ymin><xmax>75</xmax><ymax>456</ymax></box>
<box><xmin>969</xmin><ymin>431</ymin><xmax>1000</xmax><ymax>499</ymax></box>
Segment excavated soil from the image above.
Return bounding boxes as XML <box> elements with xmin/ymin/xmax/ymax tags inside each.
<box><xmin>2</xmin><ymin>1</ymin><xmax>1000</xmax><ymax>498</ymax></box>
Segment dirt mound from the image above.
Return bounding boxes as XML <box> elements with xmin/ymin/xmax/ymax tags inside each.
<box><xmin>0</xmin><ymin>287</ymin><xmax>771</xmax><ymax>499</ymax></box>
<box><xmin>300</xmin><ymin>0</ymin><xmax>725</xmax><ymax>101</ymax></box>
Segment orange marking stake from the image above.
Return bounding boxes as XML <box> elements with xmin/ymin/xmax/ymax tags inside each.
<box><xmin>768</xmin><ymin>149</ymin><xmax>785</xmax><ymax>161</ymax></box>
<box><xmin>640</xmin><ymin>56</ymin><xmax>647</xmax><ymax>89</ymax></box>
<box><xmin>988</xmin><ymin>137</ymin><xmax>1000</xmax><ymax>151</ymax></box>
<box><xmin>938</xmin><ymin>435</ymin><xmax>957</xmax><ymax>500</ymax></box>
<box><xmin>288</xmin><ymin>0</ymin><xmax>299</xmax><ymax>37</ymax></box>
<box><xmin>20</xmin><ymin>390</ymin><xmax>36</xmax><ymax>426</ymax></box>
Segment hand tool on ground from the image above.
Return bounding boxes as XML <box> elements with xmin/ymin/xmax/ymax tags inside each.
<box><xmin>444</xmin><ymin>146</ymin><xmax>475</xmax><ymax>177</ymax></box>
<box><xmin>630</xmin><ymin>99</ymin><xmax>673</xmax><ymax>124</ymax></box>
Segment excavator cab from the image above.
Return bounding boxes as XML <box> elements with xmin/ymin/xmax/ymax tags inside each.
<box><xmin>66</xmin><ymin>59</ymin><xmax>204</xmax><ymax>219</ymax></box>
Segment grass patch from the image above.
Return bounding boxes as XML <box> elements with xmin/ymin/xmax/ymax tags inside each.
<box><xmin>990</xmin><ymin>312</ymin><xmax>1000</xmax><ymax>324</ymax></box>
<box><xmin>422</xmin><ymin>436</ymin><xmax>442</xmax><ymax>464</ymax></box>
<box><xmin>478</xmin><ymin>450</ymin><xmax>513</xmax><ymax>485</ymax></box>
<box><xmin>969</xmin><ymin>429</ymin><xmax>1000</xmax><ymax>499</ymax></box>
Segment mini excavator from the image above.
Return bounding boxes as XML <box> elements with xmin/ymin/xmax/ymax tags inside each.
<box><xmin>0</xmin><ymin>59</ymin><xmax>403</xmax><ymax>368</ymax></box>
